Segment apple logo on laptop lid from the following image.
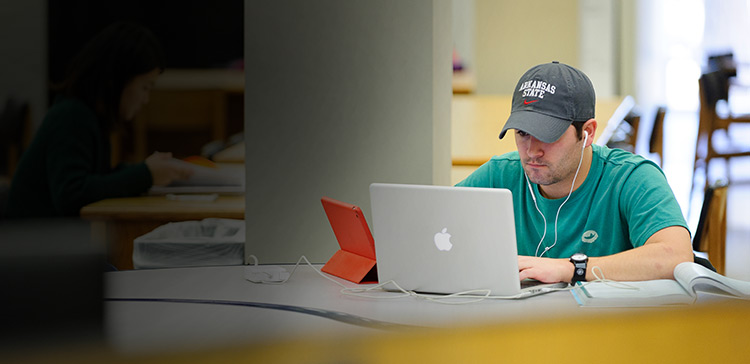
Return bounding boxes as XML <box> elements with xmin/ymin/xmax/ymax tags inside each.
<box><xmin>434</xmin><ymin>228</ymin><xmax>453</xmax><ymax>251</ymax></box>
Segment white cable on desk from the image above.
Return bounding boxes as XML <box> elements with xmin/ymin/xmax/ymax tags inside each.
<box><xmin>245</xmin><ymin>255</ymin><xmax>640</xmax><ymax>304</ymax></box>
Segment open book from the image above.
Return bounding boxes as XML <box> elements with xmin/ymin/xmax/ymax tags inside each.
<box><xmin>571</xmin><ymin>262</ymin><xmax>750</xmax><ymax>307</ymax></box>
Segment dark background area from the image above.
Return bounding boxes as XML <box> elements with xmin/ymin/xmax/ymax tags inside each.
<box><xmin>43</xmin><ymin>0</ymin><xmax>245</xmax><ymax>162</ymax></box>
<box><xmin>0</xmin><ymin>218</ymin><xmax>104</xmax><ymax>355</ymax></box>
<box><xmin>47</xmin><ymin>0</ymin><xmax>244</xmax><ymax>88</ymax></box>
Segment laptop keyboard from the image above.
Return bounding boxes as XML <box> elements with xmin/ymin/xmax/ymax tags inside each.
<box><xmin>520</xmin><ymin>279</ymin><xmax>547</xmax><ymax>289</ymax></box>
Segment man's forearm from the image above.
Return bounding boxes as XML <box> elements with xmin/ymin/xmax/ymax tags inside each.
<box><xmin>585</xmin><ymin>227</ymin><xmax>694</xmax><ymax>282</ymax></box>
<box><xmin>517</xmin><ymin>226</ymin><xmax>694</xmax><ymax>283</ymax></box>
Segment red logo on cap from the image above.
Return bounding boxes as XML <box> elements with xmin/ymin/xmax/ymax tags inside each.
<box><xmin>523</xmin><ymin>99</ymin><xmax>539</xmax><ymax>105</ymax></box>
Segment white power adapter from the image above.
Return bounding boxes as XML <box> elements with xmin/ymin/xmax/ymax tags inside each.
<box><xmin>244</xmin><ymin>265</ymin><xmax>290</xmax><ymax>283</ymax></box>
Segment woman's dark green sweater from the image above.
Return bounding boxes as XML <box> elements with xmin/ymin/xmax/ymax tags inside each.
<box><xmin>6</xmin><ymin>97</ymin><xmax>152</xmax><ymax>218</ymax></box>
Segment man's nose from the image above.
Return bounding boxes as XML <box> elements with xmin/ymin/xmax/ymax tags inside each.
<box><xmin>526</xmin><ymin>136</ymin><xmax>544</xmax><ymax>157</ymax></box>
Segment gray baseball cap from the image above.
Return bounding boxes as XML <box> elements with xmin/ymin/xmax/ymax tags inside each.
<box><xmin>499</xmin><ymin>61</ymin><xmax>595</xmax><ymax>143</ymax></box>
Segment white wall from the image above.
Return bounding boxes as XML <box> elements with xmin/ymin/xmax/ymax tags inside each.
<box><xmin>244</xmin><ymin>0</ymin><xmax>452</xmax><ymax>263</ymax></box>
<box><xmin>618</xmin><ymin>0</ymin><xmax>637</xmax><ymax>99</ymax></box>
<box><xmin>461</xmin><ymin>0</ymin><xmax>629</xmax><ymax>99</ymax></box>
<box><xmin>579</xmin><ymin>0</ymin><xmax>618</xmax><ymax>99</ymax></box>
<box><xmin>452</xmin><ymin>0</ymin><xmax>475</xmax><ymax>70</ymax></box>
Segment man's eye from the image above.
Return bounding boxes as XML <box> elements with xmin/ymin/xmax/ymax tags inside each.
<box><xmin>516</xmin><ymin>131</ymin><xmax>529</xmax><ymax>137</ymax></box>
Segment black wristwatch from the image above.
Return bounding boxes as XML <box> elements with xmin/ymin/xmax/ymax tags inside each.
<box><xmin>569</xmin><ymin>253</ymin><xmax>588</xmax><ymax>284</ymax></box>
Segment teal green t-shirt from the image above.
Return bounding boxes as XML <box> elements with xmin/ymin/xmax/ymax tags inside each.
<box><xmin>455</xmin><ymin>144</ymin><xmax>688</xmax><ymax>258</ymax></box>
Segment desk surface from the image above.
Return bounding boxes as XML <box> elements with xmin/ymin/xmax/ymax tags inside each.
<box><xmin>452</xmin><ymin>70</ymin><xmax>476</xmax><ymax>94</ymax></box>
<box><xmin>154</xmin><ymin>68</ymin><xmax>244</xmax><ymax>92</ymax></box>
<box><xmin>103</xmin><ymin>263</ymin><xmax>750</xmax><ymax>362</ymax></box>
<box><xmin>105</xmin><ymin>264</ymin><xmax>581</xmax><ymax>355</ymax></box>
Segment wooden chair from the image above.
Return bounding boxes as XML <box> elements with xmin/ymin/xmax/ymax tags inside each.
<box><xmin>693</xmin><ymin>70</ymin><xmax>750</xmax><ymax>193</ymax></box>
<box><xmin>605</xmin><ymin>111</ymin><xmax>640</xmax><ymax>153</ymax></box>
<box><xmin>692</xmin><ymin>182</ymin><xmax>728</xmax><ymax>275</ymax></box>
<box><xmin>648</xmin><ymin>106</ymin><xmax>666</xmax><ymax>167</ymax></box>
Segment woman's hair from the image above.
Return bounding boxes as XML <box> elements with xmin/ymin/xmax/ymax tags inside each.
<box><xmin>57</xmin><ymin>21</ymin><xmax>165</xmax><ymax>127</ymax></box>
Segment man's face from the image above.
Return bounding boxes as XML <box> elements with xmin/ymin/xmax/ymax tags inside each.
<box><xmin>514</xmin><ymin>125</ymin><xmax>584</xmax><ymax>189</ymax></box>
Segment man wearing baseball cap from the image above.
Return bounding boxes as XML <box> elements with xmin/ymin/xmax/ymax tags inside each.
<box><xmin>456</xmin><ymin>61</ymin><xmax>693</xmax><ymax>284</ymax></box>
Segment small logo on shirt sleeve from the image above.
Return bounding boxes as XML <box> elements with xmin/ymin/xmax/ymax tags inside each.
<box><xmin>582</xmin><ymin>230</ymin><xmax>599</xmax><ymax>244</ymax></box>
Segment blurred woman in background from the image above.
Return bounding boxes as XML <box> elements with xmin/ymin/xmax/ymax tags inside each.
<box><xmin>6</xmin><ymin>21</ymin><xmax>192</xmax><ymax>218</ymax></box>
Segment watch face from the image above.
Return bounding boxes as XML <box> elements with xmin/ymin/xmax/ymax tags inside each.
<box><xmin>571</xmin><ymin>253</ymin><xmax>587</xmax><ymax>261</ymax></box>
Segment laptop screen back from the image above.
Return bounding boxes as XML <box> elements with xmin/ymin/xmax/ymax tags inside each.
<box><xmin>369</xmin><ymin>183</ymin><xmax>522</xmax><ymax>295</ymax></box>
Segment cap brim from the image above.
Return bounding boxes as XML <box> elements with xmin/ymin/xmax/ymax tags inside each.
<box><xmin>499</xmin><ymin>110</ymin><xmax>572</xmax><ymax>144</ymax></box>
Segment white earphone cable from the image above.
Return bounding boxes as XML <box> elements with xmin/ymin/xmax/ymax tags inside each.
<box><xmin>528</xmin><ymin>173</ymin><xmax>548</xmax><ymax>257</ymax></box>
<box><xmin>531</xmin><ymin>132</ymin><xmax>588</xmax><ymax>257</ymax></box>
<box><xmin>245</xmin><ymin>255</ymin><xmax>640</xmax><ymax>304</ymax></box>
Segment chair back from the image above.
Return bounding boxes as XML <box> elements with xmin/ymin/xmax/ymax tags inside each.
<box><xmin>700</xmin><ymin>71</ymin><xmax>730</xmax><ymax>110</ymax></box>
<box><xmin>648</xmin><ymin>106</ymin><xmax>666</xmax><ymax>166</ymax></box>
<box><xmin>605</xmin><ymin>111</ymin><xmax>640</xmax><ymax>153</ymax></box>
<box><xmin>693</xmin><ymin>182</ymin><xmax>728</xmax><ymax>274</ymax></box>
<box><xmin>692</xmin><ymin>57</ymin><xmax>750</xmax><ymax>204</ymax></box>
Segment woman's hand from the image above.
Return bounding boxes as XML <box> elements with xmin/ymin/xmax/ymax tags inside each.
<box><xmin>145</xmin><ymin>152</ymin><xmax>194</xmax><ymax>186</ymax></box>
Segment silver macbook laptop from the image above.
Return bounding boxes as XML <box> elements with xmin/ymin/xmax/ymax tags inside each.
<box><xmin>369</xmin><ymin>183</ymin><xmax>566</xmax><ymax>298</ymax></box>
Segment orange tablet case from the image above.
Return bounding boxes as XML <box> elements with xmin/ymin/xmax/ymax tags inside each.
<box><xmin>320</xmin><ymin>196</ymin><xmax>377</xmax><ymax>284</ymax></box>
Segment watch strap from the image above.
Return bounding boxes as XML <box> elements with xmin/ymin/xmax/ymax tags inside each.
<box><xmin>570</xmin><ymin>254</ymin><xmax>587</xmax><ymax>283</ymax></box>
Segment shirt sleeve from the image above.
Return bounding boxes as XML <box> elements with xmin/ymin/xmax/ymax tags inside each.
<box><xmin>618</xmin><ymin>162</ymin><xmax>689</xmax><ymax>247</ymax></box>
<box><xmin>455</xmin><ymin>161</ymin><xmax>493</xmax><ymax>187</ymax></box>
<box><xmin>455</xmin><ymin>153</ymin><xmax>521</xmax><ymax>188</ymax></box>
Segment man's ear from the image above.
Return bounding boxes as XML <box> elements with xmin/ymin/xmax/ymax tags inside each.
<box><xmin>583</xmin><ymin>119</ymin><xmax>597</xmax><ymax>146</ymax></box>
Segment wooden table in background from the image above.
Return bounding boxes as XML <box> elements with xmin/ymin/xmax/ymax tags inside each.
<box><xmin>80</xmin><ymin>195</ymin><xmax>244</xmax><ymax>270</ymax></box>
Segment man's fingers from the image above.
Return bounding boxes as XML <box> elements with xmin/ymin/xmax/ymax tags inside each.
<box><xmin>518</xmin><ymin>269</ymin><xmax>532</xmax><ymax>281</ymax></box>
<box><xmin>517</xmin><ymin>255</ymin><xmax>535</xmax><ymax>270</ymax></box>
